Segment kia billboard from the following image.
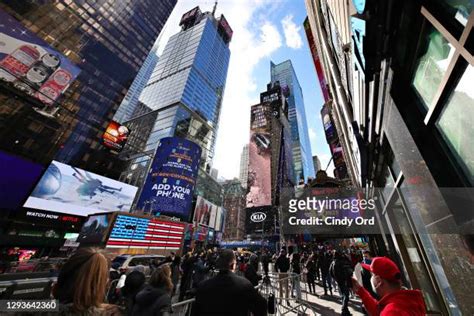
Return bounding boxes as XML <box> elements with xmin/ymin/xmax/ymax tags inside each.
<box><xmin>0</xmin><ymin>9</ymin><xmax>80</xmax><ymax>106</ymax></box>
<box><xmin>247</xmin><ymin>104</ymin><xmax>272</xmax><ymax>208</ymax></box>
<box><xmin>24</xmin><ymin>161</ymin><xmax>138</xmax><ymax>216</ymax></box>
<box><xmin>136</xmin><ymin>137</ymin><xmax>201</xmax><ymax>221</ymax></box>
<box><xmin>0</xmin><ymin>150</ymin><xmax>45</xmax><ymax>209</ymax></box>
<box><xmin>102</xmin><ymin>121</ymin><xmax>130</xmax><ymax>152</ymax></box>
<box><xmin>245</xmin><ymin>206</ymin><xmax>278</xmax><ymax>235</ymax></box>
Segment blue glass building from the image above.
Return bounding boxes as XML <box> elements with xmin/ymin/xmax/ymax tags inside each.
<box><xmin>271</xmin><ymin>60</ymin><xmax>315</xmax><ymax>183</ymax></box>
<box><xmin>116</xmin><ymin>6</ymin><xmax>232</xmax><ymax>187</ymax></box>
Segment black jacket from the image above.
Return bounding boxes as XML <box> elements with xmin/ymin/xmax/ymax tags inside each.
<box><xmin>131</xmin><ymin>284</ymin><xmax>171</xmax><ymax>316</ymax></box>
<box><xmin>274</xmin><ymin>255</ymin><xmax>290</xmax><ymax>273</ymax></box>
<box><xmin>193</xmin><ymin>270</ymin><xmax>267</xmax><ymax>316</ymax></box>
<box><xmin>244</xmin><ymin>263</ymin><xmax>262</xmax><ymax>287</ymax></box>
<box><xmin>330</xmin><ymin>256</ymin><xmax>353</xmax><ymax>286</ymax></box>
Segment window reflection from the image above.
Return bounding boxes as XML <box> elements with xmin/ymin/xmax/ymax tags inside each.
<box><xmin>412</xmin><ymin>23</ymin><xmax>455</xmax><ymax>109</ymax></box>
<box><xmin>436</xmin><ymin>65</ymin><xmax>474</xmax><ymax>184</ymax></box>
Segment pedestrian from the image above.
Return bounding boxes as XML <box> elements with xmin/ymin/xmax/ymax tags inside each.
<box><xmin>274</xmin><ymin>248</ymin><xmax>290</xmax><ymax>306</ymax></box>
<box><xmin>361</xmin><ymin>251</ymin><xmax>377</xmax><ymax>298</ymax></box>
<box><xmin>170</xmin><ymin>255</ymin><xmax>181</xmax><ymax>297</ymax></box>
<box><xmin>319</xmin><ymin>251</ymin><xmax>333</xmax><ymax>296</ymax></box>
<box><xmin>352</xmin><ymin>257</ymin><xmax>426</xmax><ymax>315</ymax></box>
<box><xmin>291</xmin><ymin>252</ymin><xmax>302</xmax><ymax>299</ymax></box>
<box><xmin>193</xmin><ymin>249</ymin><xmax>267</xmax><ymax>316</ymax></box>
<box><xmin>330</xmin><ymin>250</ymin><xmax>353</xmax><ymax>316</ymax></box>
<box><xmin>52</xmin><ymin>247</ymin><xmax>121</xmax><ymax>315</ymax></box>
<box><xmin>121</xmin><ymin>267</ymin><xmax>146</xmax><ymax>315</ymax></box>
<box><xmin>131</xmin><ymin>264</ymin><xmax>173</xmax><ymax>316</ymax></box>
<box><xmin>261</xmin><ymin>250</ymin><xmax>270</xmax><ymax>276</ymax></box>
<box><xmin>244</xmin><ymin>254</ymin><xmax>262</xmax><ymax>287</ymax></box>
<box><xmin>192</xmin><ymin>253</ymin><xmax>210</xmax><ymax>288</ymax></box>
<box><xmin>179</xmin><ymin>252</ymin><xmax>195</xmax><ymax>301</ymax></box>
<box><xmin>305</xmin><ymin>254</ymin><xmax>317</xmax><ymax>295</ymax></box>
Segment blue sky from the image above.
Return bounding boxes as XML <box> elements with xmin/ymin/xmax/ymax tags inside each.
<box><xmin>156</xmin><ymin>0</ymin><xmax>333</xmax><ymax>179</ymax></box>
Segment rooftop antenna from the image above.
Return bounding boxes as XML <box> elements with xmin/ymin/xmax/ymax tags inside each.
<box><xmin>212</xmin><ymin>1</ymin><xmax>218</xmax><ymax>17</ymax></box>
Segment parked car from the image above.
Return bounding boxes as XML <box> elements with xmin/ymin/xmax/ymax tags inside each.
<box><xmin>111</xmin><ymin>254</ymin><xmax>165</xmax><ymax>275</ymax></box>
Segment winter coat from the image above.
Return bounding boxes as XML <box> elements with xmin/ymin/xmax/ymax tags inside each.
<box><xmin>192</xmin><ymin>270</ymin><xmax>267</xmax><ymax>316</ymax></box>
<box><xmin>131</xmin><ymin>284</ymin><xmax>171</xmax><ymax>316</ymax></box>
<box><xmin>357</xmin><ymin>287</ymin><xmax>426</xmax><ymax>316</ymax></box>
<box><xmin>330</xmin><ymin>256</ymin><xmax>353</xmax><ymax>286</ymax></box>
<box><xmin>275</xmin><ymin>255</ymin><xmax>290</xmax><ymax>273</ymax></box>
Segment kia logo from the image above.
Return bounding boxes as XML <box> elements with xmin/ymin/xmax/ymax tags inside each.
<box><xmin>250</xmin><ymin>212</ymin><xmax>266</xmax><ymax>223</ymax></box>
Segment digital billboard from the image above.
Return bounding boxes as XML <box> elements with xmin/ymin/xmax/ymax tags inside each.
<box><xmin>102</xmin><ymin>121</ymin><xmax>130</xmax><ymax>152</ymax></box>
<box><xmin>136</xmin><ymin>137</ymin><xmax>201</xmax><ymax>221</ymax></box>
<box><xmin>247</xmin><ymin>104</ymin><xmax>272</xmax><ymax>208</ymax></box>
<box><xmin>106</xmin><ymin>214</ymin><xmax>185</xmax><ymax>250</ymax></box>
<box><xmin>321</xmin><ymin>105</ymin><xmax>338</xmax><ymax>144</ymax></box>
<box><xmin>24</xmin><ymin>161</ymin><xmax>138</xmax><ymax>216</ymax></box>
<box><xmin>0</xmin><ymin>9</ymin><xmax>80</xmax><ymax>106</ymax></box>
<box><xmin>245</xmin><ymin>206</ymin><xmax>278</xmax><ymax>236</ymax></box>
<box><xmin>193</xmin><ymin>196</ymin><xmax>220</xmax><ymax>229</ymax></box>
<box><xmin>77</xmin><ymin>213</ymin><xmax>112</xmax><ymax>244</ymax></box>
<box><xmin>0</xmin><ymin>150</ymin><xmax>45</xmax><ymax>209</ymax></box>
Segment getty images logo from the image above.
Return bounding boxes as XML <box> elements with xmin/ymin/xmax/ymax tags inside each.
<box><xmin>250</xmin><ymin>212</ymin><xmax>266</xmax><ymax>223</ymax></box>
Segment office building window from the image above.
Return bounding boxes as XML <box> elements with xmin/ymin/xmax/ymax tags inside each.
<box><xmin>412</xmin><ymin>23</ymin><xmax>455</xmax><ymax>109</ymax></box>
<box><xmin>436</xmin><ymin>65</ymin><xmax>474</xmax><ymax>183</ymax></box>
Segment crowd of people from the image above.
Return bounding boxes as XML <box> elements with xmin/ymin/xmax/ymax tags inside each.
<box><xmin>26</xmin><ymin>245</ymin><xmax>426</xmax><ymax>315</ymax></box>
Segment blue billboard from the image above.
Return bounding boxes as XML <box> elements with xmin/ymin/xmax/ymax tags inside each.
<box><xmin>136</xmin><ymin>137</ymin><xmax>202</xmax><ymax>221</ymax></box>
<box><xmin>0</xmin><ymin>150</ymin><xmax>45</xmax><ymax>209</ymax></box>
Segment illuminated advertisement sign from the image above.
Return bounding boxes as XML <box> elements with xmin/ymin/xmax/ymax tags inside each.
<box><xmin>179</xmin><ymin>6</ymin><xmax>201</xmax><ymax>26</ymax></box>
<box><xmin>102</xmin><ymin>121</ymin><xmax>130</xmax><ymax>152</ymax></box>
<box><xmin>0</xmin><ymin>9</ymin><xmax>80</xmax><ymax>106</ymax></box>
<box><xmin>303</xmin><ymin>18</ymin><xmax>330</xmax><ymax>102</ymax></box>
<box><xmin>136</xmin><ymin>137</ymin><xmax>201</xmax><ymax>221</ymax></box>
<box><xmin>218</xmin><ymin>14</ymin><xmax>233</xmax><ymax>42</ymax></box>
<box><xmin>245</xmin><ymin>206</ymin><xmax>278</xmax><ymax>235</ymax></box>
<box><xmin>321</xmin><ymin>104</ymin><xmax>338</xmax><ymax>144</ymax></box>
<box><xmin>0</xmin><ymin>150</ymin><xmax>45</xmax><ymax>209</ymax></box>
<box><xmin>77</xmin><ymin>213</ymin><xmax>113</xmax><ymax>244</ymax></box>
<box><xmin>193</xmin><ymin>196</ymin><xmax>221</xmax><ymax>229</ymax></box>
<box><xmin>106</xmin><ymin>214</ymin><xmax>185</xmax><ymax>250</ymax></box>
<box><xmin>24</xmin><ymin>161</ymin><xmax>138</xmax><ymax>216</ymax></box>
<box><xmin>247</xmin><ymin>104</ymin><xmax>272</xmax><ymax>208</ymax></box>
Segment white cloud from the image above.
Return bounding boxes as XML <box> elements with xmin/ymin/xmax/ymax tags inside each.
<box><xmin>281</xmin><ymin>14</ymin><xmax>303</xmax><ymax>49</ymax></box>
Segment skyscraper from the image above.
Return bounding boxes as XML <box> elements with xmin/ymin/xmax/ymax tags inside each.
<box><xmin>0</xmin><ymin>0</ymin><xmax>177</xmax><ymax>177</ymax></box>
<box><xmin>116</xmin><ymin>5</ymin><xmax>232</xmax><ymax>189</ymax></box>
<box><xmin>312</xmin><ymin>155</ymin><xmax>321</xmax><ymax>172</ymax></box>
<box><xmin>239</xmin><ymin>144</ymin><xmax>249</xmax><ymax>189</ymax></box>
<box><xmin>270</xmin><ymin>60</ymin><xmax>315</xmax><ymax>183</ymax></box>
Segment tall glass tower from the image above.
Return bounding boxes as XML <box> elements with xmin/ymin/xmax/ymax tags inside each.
<box><xmin>271</xmin><ymin>60</ymin><xmax>315</xmax><ymax>183</ymax></box>
<box><xmin>116</xmin><ymin>6</ymin><xmax>232</xmax><ymax>187</ymax></box>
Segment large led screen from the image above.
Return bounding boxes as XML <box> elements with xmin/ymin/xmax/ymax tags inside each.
<box><xmin>0</xmin><ymin>9</ymin><xmax>81</xmax><ymax>106</ymax></box>
<box><xmin>0</xmin><ymin>150</ymin><xmax>45</xmax><ymax>209</ymax></box>
<box><xmin>102</xmin><ymin>121</ymin><xmax>130</xmax><ymax>152</ymax></box>
<box><xmin>136</xmin><ymin>137</ymin><xmax>201</xmax><ymax>221</ymax></box>
<box><xmin>193</xmin><ymin>196</ymin><xmax>220</xmax><ymax>229</ymax></box>
<box><xmin>77</xmin><ymin>213</ymin><xmax>112</xmax><ymax>244</ymax></box>
<box><xmin>24</xmin><ymin>161</ymin><xmax>138</xmax><ymax>216</ymax></box>
<box><xmin>106</xmin><ymin>214</ymin><xmax>185</xmax><ymax>250</ymax></box>
<box><xmin>246</xmin><ymin>104</ymin><xmax>272</xmax><ymax>208</ymax></box>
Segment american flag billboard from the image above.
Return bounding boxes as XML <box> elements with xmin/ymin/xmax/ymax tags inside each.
<box><xmin>106</xmin><ymin>214</ymin><xmax>184</xmax><ymax>250</ymax></box>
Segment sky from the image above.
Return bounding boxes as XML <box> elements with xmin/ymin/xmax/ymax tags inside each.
<box><xmin>155</xmin><ymin>0</ymin><xmax>334</xmax><ymax>180</ymax></box>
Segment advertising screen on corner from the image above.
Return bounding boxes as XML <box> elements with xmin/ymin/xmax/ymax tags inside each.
<box><xmin>24</xmin><ymin>161</ymin><xmax>138</xmax><ymax>216</ymax></box>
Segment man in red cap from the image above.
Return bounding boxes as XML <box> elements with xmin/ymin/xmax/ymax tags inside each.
<box><xmin>352</xmin><ymin>257</ymin><xmax>426</xmax><ymax>316</ymax></box>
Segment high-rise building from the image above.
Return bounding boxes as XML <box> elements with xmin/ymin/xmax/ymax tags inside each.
<box><xmin>116</xmin><ymin>6</ymin><xmax>232</xmax><ymax>197</ymax></box>
<box><xmin>306</xmin><ymin>0</ymin><xmax>474</xmax><ymax>313</ymax></box>
<box><xmin>210</xmin><ymin>168</ymin><xmax>219</xmax><ymax>180</ymax></box>
<box><xmin>270</xmin><ymin>60</ymin><xmax>315</xmax><ymax>183</ymax></box>
<box><xmin>222</xmin><ymin>179</ymin><xmax>246</xmax><ymax>240</ymax></box>
<box><xmin>239</xmin><ymin>144</ymin><xmax>249</xmax><ymax>189</ymax></box>
<box><xmin>312</xmin><ymin>155</ymin><xmax>321</xmax><ymax>172</ymax></box>
<box><xmin>0</xmin><ymin>1</ymin><xmax>177</xmax><ymax>178</ymax></box>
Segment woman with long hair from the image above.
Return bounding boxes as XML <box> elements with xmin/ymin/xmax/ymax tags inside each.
<box><xmin>52</xmin><ymin>247</ymin><xmax>121</xmax><ymax>315</ymax></box>
<box><xmin>131</xmin><ymin>264</ymin><xmax>173</xmax><ymax>316</ymax></box>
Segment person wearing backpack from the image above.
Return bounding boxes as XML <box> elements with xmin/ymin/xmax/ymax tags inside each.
<box><xmin>330</xmin><ymin>250</ymin><xmax>354</xmax><ymax>316</ymax></box>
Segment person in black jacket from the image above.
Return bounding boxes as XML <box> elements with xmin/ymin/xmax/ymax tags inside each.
<box><xmin>193</xmin><ymin>249</ymin><xmax>267</xmax><ymax>316</ymax></box>
<box><xmin>274</xmin><ymin>249</ymin><xmax>290</xmax><ymax>305</ymax></box>
<box><xmin>132</xmin><ymin>264</ymin><xmax>173</xmax><ymax>316</ymax></box>
<box><xmin>330</xmin><ymin>251</ymin><xmax>353</xmax><ymax>316</ymax></box>
<box><xmin>244</xmin><ymin>254</ymin><xmax>262</xmax><ymax>287</ymax></box>
<box><xmin>305</xmin><ymin>254</ymin><xmax>317</xmax><ymax>294</ymax></box>
<box><xmin>122</xmin><ymin>269</ymin><xmax>146</xmax><ymax>315</ymax></box>
<box><xmin>319</xmin><ymin>251</ymin><xmax>333</xmax><ymax>296</ymax></box>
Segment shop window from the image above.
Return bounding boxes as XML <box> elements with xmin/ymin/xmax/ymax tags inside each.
<box><xmin>412</xmin><ymin>23</ymin><xmax>455</xmax><ymax>109</ymax></box>
<box><xmin>436</xmin><ymin>65</ymin><xmax>474</xmax><ymax>184</ymax></box>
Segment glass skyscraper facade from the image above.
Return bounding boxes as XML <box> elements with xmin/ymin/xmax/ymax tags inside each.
<box><xmin>271</xmin><ymin>60</ymin><xmax>315</xmax><ymax>183</ymax></box>
<box><xmin>0</xmin><ymin>0</ymin><xmax>177</xmax><ymax>178</ymax></box>
<box><xmin>116</xmin><ymin>6</ymin><xmax>232</xmax><ymax>190</ymax></box>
